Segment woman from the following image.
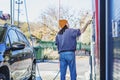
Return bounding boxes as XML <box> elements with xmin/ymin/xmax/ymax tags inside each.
<box><xmin>55</xmin><ymin>19</ymin><xmax>91</xmax><ymax>80</ymax></box>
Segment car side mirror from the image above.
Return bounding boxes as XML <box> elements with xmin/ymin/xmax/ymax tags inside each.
<box><xmin>11</xmin><ymin>42</ymin><xmax>25</xmax><ymax>50</ymax></box>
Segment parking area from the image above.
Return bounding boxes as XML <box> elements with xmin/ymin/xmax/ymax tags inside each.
<box><xmin>35</xmin><ymin>56</ymin><xmax>90</xmax><ymax>80</ymax></box>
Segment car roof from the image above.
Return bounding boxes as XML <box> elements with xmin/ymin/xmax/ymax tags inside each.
<box><xmin>1</xmin><ymin>23</ymin><xmax>22</xmax><ymax>32</ymax></box>
<box><xmin>0</xmin><ymin>23</ymin><xmax>24</xmax><ymax>43</ymax></box>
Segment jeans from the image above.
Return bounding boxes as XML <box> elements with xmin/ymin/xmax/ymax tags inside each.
<box><xmin>59</xmin><ymin>51</ymin><xmax>77</xmax><ymax>80</ymax></box>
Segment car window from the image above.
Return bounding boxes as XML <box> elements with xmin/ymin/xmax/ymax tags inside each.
<box><xmin>8</xmin><ymin>29</ymin><xmax>19</xmax><ymax>44</ymax></box>
<box><xmin>0</xmin><ymin>27</ymin><xmax>6</xmax><ymax>43</ymax></box>
<box><xmin>17</xmin><ymin>31</ymin><xmax>30</xmax><ymax>47</ymax></box>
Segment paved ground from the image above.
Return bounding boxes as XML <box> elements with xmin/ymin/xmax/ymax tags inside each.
<box><xmin>36</xmin><ymin>56</ymin><xmax>90</xmax><ymax>80</ymax></box>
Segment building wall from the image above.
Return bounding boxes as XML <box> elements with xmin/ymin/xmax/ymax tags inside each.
<box><xmin>111</xmin><ymin>0</ymin><xmax>120</xmax><ymax>80</ymax></box>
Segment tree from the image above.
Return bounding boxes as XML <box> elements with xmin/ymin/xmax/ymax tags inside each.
<box><xmin>37</xmin><ymin>6</ymin><xmax>92</xmax><ymax>43</ymax></box>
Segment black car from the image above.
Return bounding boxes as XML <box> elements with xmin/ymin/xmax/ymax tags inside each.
<box><xmin>0</xmin><ymin>24</ymin><xmax>36</xmax><ymax>80</ymax></box>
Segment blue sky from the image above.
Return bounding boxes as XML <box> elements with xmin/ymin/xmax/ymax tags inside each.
<box><xmin>0</xmin><ymin>0</ymin><xmax>92</xmax><ymax>22</ymax></box>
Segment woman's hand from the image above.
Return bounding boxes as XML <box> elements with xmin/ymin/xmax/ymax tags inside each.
<box><xmin>86</xmin><ymin>20</ymin><xmax>92</xmax><ymax>25</ymax></box>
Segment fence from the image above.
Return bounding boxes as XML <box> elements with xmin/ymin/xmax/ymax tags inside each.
<box><xmin>34</xmin><ymin>40</ymin><xmax>90</xmax><ymax>60</ymax></box>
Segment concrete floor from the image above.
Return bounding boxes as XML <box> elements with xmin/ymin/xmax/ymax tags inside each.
<box><xmin>35</xmin><ymin>56</ymin><xmax>90</xmax><ymax>80</ymax></box>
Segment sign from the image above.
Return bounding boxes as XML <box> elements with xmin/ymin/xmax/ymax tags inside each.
<box><xmin>112</xmin><ymin>20</ymin><xmax>120</xmax><ymax>37</ymax></box>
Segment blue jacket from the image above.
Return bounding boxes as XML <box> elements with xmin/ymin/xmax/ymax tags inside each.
<box><xmin>55</xmin><ymin>28</ymin><xmax>81</xmax><ymax>53</ymax></box>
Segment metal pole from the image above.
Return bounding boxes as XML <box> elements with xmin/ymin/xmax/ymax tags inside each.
<box><xmin>13</xmin><ymin>0</ymin><xmax>15</xmax><ymax>25</ymax></box>
<box><xmin>89</xmin><ymin>54</ymin><xmax>93</xmax><ymax>80</ymax></box>
<box><xmin>91</xmin><ymin>0</ymin><xmax>96</xmax><ymax>80</ymax></box>
<box><xmin>91</xmin><ymin>19</ymin><xmax>96</xmax><ymax>80</ymax></box>
<box><xmin>16</xmin><ymin>0</ymin><xmax>23</xmax><ymax>27</ymax></box>
<box><xmin>10</xmin><ymin>0</ymin><xmax>13</xmax><ymax>25</ymax></box>
<box><xmin>18</xmin><ymin>0</ymin><xmax>20</xmax><ymax>27</ymax></box>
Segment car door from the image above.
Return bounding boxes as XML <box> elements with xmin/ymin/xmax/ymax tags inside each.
<box><xmin>7</xmin><ymin>29</ymin><xmax>26</xmax><ymax>80</ymax></box>
<box><xmin>16</xmin><ymin>31</ymin><xmax>33</xmax><ymax>78</ymax></box>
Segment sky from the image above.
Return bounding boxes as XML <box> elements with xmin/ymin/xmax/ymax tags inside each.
<box><xmin>0</xmin><ymin>0</ymin><xmax>92</xmax><ymax>22</ymax></box>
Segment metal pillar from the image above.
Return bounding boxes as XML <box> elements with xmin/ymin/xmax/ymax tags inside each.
<box><xmin>16</xmin><ymin>0</ymin><xmax>23</xmax><ymax>27</ymax></box>
<box><xmin>99</xmin><ymin>0</ymin><xmax>106</xmax><ymax>80</ymax></box>
<box><xmin>106</xmin><ymin>0</ymin><xmax>113</xmax><ymax>80</ymax></box>
<box><xmin>10</xmin><ymin>0</ymin><xmax>13</xmax><ymax>25</ymax></box>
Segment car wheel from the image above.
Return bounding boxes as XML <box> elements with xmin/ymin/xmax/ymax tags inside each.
<box><xmin>0</xmin><ymin>73</ymin><xmax>6</xmax><ymax>80</ymax></box>
<box><xmin>29</xmin><ymin>63</ymin><xmax>36</xmax><ymax>80</ymax></box>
